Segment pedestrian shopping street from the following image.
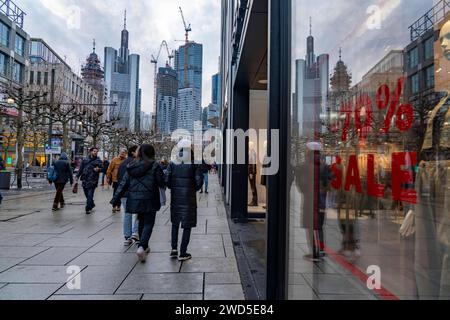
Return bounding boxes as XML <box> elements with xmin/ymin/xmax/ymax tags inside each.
<box><xmin>0</xmin><ymin>175</ymin><xmax>245</xmax><ymax>300</ymax></box>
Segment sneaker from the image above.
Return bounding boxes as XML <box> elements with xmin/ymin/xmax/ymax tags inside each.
<box><xmin>60</xmin><ymin>204</ymin><xmax>65</xmax><ymax>209</ymax></box>
<box><xmin>124</xmin><ymin>238</ymin><xmax>133</xmax><ymax>246</ymax></box>
<box><xmin>170</xmin><ymin>250</ymin><xmax>178</xmax><ymax>259</ymax></box>
<box><xmin>205</xmin><ymin>191</ymin><xmax>209</xmax><ymax>194</ymax></box>
<box><xmin>136</xmin><ymin>247</ymin><xmax>148</xmax><ymax>263</ymax></box>
<box><xmin>131</xmin><ymin>235</ymin><xmax>140</xmax><ymax>243</ymax></box>
<box><xmin>178</xmin><ymin>253</ymin><xmax>192</xmax><ymax>261</ymax></box>
<box><xmin>52</xmin><ymin>207</ymin><xmax>58</xmax><ymax>212</ymax></box>
<box><xmin>86</xmin><ymin>210</ymin><xmax>92</xmax><ymax>215</ymax></box>
<box><xmin>200</xmin><ymin>190</ymin><xmax>203</xmax><ymax>194</ymax></box>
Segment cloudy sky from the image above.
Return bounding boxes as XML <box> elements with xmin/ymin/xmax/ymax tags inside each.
<box><xmin>18</xmin><ymin>0</ymin><xmax>221</xmax><ymax>114</ymax></box>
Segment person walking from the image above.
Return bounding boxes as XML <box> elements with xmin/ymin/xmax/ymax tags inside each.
<box><xmin>166</xmin><ymin>140</ymin><xmax>204</xmax><ymax>261</ymax></box>
<box><xmin>106</xmin><ymin>149</ymin><xmax>127</xmax><ymax>212</ymax></box>
<box><xmin>117</xmin><ymin>145</ymin><xmax>139</xmax><ymax>246</ymax></box>
<box><xmin>199</xmin><ymin>160</ymin><xmax>211</xmax><ymax>194</ymax></box>
<box><xmin>101</xmin><ymin>157</ymin><xmax>110</xmax><ymax>187</ymax></box>
<box><xmin>77</xmin><ymin>147</ymin><xmax>103</xmax><ymax>215</ymax></box>
<box><xmin>51</xmin><ymin>153</ymin><xmax>73</xmax><ymax>211</ymax></box>
<box><xmin>111</xmin><ymin>144</ymin><xmax>165</xmax><ymax>262</ymax></box>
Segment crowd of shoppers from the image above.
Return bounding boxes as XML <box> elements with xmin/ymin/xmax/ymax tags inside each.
<box><xmin>44</xmin><ymin>141</ymin><xmax>209</xmax><ymax>263</ymax></box>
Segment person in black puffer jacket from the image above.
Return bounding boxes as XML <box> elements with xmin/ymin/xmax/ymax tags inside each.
<box><xmin>111</xmin><ymin>144</ymin><xmax>165</xmax><ymax>263</ymax></box>
<box><xmin>52</xmin><ymin>153</ymin><xmax>73</xmax><ymax>211</ymax></box>
<box><xmin>165</xmin><ymin>140</ymin><xmax>204</xmax><ymax>261</ymax></box>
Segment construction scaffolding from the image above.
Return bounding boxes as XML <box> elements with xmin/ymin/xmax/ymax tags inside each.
<box><xmin>0</xmin><ymin>0</ymin><xmax>26</xmax><ymax>29</ymax></box>
<box><xmin>409</xmin><ymin>0</ymin><xmax>450</xmax><ymax>41</ymax></box>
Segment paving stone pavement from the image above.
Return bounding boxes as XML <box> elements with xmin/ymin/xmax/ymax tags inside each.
<box><xmin>0</xmin><ymin>174</ymin><xmax>245</xmax><ymax>300</ymax></box>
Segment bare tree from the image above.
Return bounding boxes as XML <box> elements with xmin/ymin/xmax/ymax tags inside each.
<box><xmin>0</xmin><ymin>86</ymin><xmax>48</xmax><ymax>189</ymax></box>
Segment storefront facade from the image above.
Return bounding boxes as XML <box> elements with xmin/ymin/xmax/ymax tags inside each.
<box><xmin>221</xmin><ymin>0</ymin><xmax>450</xmax><ymax>300</ymax></box>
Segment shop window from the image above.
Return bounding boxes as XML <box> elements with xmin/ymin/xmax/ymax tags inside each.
<box><xmin>289</xmin><ymin>0</ymin><xmax>450</xmax><ymax>301</ymax></box>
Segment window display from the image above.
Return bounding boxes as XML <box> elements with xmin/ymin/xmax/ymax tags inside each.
<box><xmin>288</xmin><ymin>0</ymin><xmax>449</xmax><ymax>300</ymax></box>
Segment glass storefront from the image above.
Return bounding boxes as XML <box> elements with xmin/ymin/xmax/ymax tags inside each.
<box><xmin>288</xmin><ymin>0</ymin><xmax>450</xmax><ymax>300</ymax></box>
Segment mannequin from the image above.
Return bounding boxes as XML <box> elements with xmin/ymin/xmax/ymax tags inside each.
<box><xmin>413</xmin><ymin>19</ymin><xmax>450</xmax><ymax>299</ymax></box>
<box><xmin>261</xmin><ymin>141</ymin><xmax>268</xmax><ymax>210</ymax></box>
<box><xmin>248</xmin><ymin>141</ymin><xmax>258</xmax><ymax>207</ymax></box>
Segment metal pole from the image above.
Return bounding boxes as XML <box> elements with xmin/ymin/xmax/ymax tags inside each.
<box><xmin>47</xmin><ymin>67</ymin><xmax>55</xmax><ymax>167</ymax></box>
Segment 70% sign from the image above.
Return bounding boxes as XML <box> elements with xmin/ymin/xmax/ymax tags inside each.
<box><xmin>340</xmin><ymin>77</ymin><xmax>414</xmax><ymax>142</ymax></box>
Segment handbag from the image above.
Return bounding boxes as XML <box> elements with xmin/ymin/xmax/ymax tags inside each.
<box><xmin>72</xmin><ymin>182</ymin><xmax>79</xmax><ymax>194</ymax></box>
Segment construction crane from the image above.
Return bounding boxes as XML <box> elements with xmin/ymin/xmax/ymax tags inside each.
<box><xmin>179</xmin><ymin>6</ymin><xmax>191</xmax><ymax>44</ymax></box>
<box><xmin>179</xmin><ymin>6</ymin><xmax>192</xmax><ymax>88</ymax></box>
<box><xmin>151</xmin><ymin>40</ymin><xmax>174</xmax><ymax>133</ymax></box>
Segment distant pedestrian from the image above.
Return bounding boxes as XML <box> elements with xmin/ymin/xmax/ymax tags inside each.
<box><xmin>111</xmin><ymin>144</ymin><xmax>165</xmax><ymax>263</ymax></box>
<box><xmin>117</xmin><ymin>145</ymin><xmax>140</xmax><ymax>246</ymax></box>
<box><xmin>165</xmin><ymin>140</ymin><xmax>204</xmax><ymax>261</ymax></box>
<box><xmin>106</xmin><ymin>149</ymin><xmax>127</xmax><ymax>212</ymax></box>
<box><xmin>199</xmin><ymin>160</ymin><xmax>211</xmax><ymax>194</ymax></box>
<box><xmin>0</xmin><ymin>156</ymin><xmax>5</xmax><ymax>171</ymax></box>
<box><xmin>101</xmin><ymin>157</ymin><xmax>110</xmax><ymax>187</ymax></box>
<box><xmin>77</xmin><ymin>147</ymin><xmax>103</xmax><ymax>215</ymax></box>
<box><xmin>51</xmin><ymin>153</ymin><xmax>73</xmax><ymax>211</ymax></box>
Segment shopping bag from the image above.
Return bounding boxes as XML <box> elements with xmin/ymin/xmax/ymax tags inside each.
<box><xmin>160</xmin><ymin>188</ymin><xmax>167</xmax><ymax>206</ymax></box>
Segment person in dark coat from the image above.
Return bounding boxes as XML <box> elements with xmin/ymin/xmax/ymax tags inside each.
<box><xmin>101</xmin><ymin>157</ymin><xmax>110</xmax><ymax>187</ymax></box>
<box><xmin>165</xmin><ymin>141</ymin><xmax>204</xmax><ymax>261</ymax></box>
<box><xmin>52</xmin><ymin>153</ymin><xmax>73</xmax><ymax>211</ymax></box>
<box><xmin>199</xmin><ymin>160</ymin><xmax>211</xmax><ymax>194</ymax></box>
<box><xmin>111</xmin><ymin>144</ymin><xmax>165</xmax><ymax>263</ymax></box>
<box><xmin>77</xmin><ymin>147</ymin><xmax>103</xmax><ymax>214</ymax></box>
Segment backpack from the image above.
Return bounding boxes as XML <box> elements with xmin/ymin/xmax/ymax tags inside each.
<box><xmin>47</xmin><ymin>165</ymin><xmax>58</xmax><ymax>183</ymax></box>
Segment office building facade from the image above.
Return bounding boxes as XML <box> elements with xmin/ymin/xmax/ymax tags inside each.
<box><xmin>104</xmin><ymin>16</ymin><xmax>141</xmax><ymax>132</ymax></box>
<box><xmin>156</xmin><ymin>66</ymin><xmax>178</xmax><ymax>135</ymax></box>
<box><xmin>175</xmin><ymin>42</ymin><xmax>203</xmax><ymax>132</ymax></box>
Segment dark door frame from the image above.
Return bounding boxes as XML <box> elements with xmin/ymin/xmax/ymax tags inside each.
<box><xmin>266</xmin><ymin>0</ymin><xmax>291</xmax><ymax>300</ymax></box>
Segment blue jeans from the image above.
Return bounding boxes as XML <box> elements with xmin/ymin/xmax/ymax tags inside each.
<box><xmin>83</xmin><ymin>187</ymin><xmax>96</xmax><ymax>211</ymax></box>
<box><xmin>203</xmin><ymin>173</ymin><xmax>209</xmax><ymax>191</ymax></box>
<box><xmin>122</xmin><ymin>198</ymin><xmax>138</xmax><ymax>239</ymax></box>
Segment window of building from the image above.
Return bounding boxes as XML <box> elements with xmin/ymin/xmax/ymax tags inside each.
<box><xmin>14</xmin><ymin>35</ymin><xmax>25</xmax><ymax>56</ymax></box>
<box><xmin>37</xmin><ymin>72</ymin><xmax>41</xmax><ymax>85</ymax></box>
<box><xmin>409</xmin><ymin>47</ymin><xmax>419</xmax><ymax>69</ymax></box>
<box><xmin>0</xmin><ymin>53</ymin><xmax>7</xmax><ymax>76</ymax></box>
<box><xmin>0</xmin><ymin>22</ymin><xmax>9</xmax><ymax>47</ymax></box>
<box><xmin>44</xmin><ymin>72</ymin><xmax>48</xmax><ymax>86</ymax></box>
<box><xmin>424</xmin><ymin>37</ymin><xmax>434</xmax><ymax>60</ymax></box>
<box><xmin>12</xmin><ymin>61</ymin><xmax>23</xmax><ymax>83</ymax></box>
<box><xmin>425</xmin><ymin>65</ymin><xmax>434</xmax><ymax>88</ymax></box>
<box><xmin>29</xmin><ymin>70</ymin><xmax>34</xmax><ymax>84</ymax></box>
<box><xmin>411</xmin><ymin>73</ymin><xmax>420</xmax><ymax>94</ymax></box>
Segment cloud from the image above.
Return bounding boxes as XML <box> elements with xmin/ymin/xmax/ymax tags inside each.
<box><xmin>18</xmin><ymin>0</ymin><xmax>221</xmax><ymax>113</ymax></box>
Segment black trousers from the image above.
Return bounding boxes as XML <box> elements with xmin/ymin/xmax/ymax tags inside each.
<box><xmin>171</xmin><ymin>223</ymin><xmax>192</xmax><ymax>255</ymax></box>
<box><xmin>249</xmin><ymin>174</ymin><xmax>258</xmax><ymax>205</ymax></box>
<box><xmin>112</xmin><ymin>182</ymin><xmax>121</xmax><ymax>207</ymax></box>
<box><xmin>53</xmin><ymin>183</ymin><xmax>66</xmax><ymax>208</ymax></box>
<box><xmin>138</xmin><ymin>212</ymin><xmax>156</xmax><ymax>251</ymax></box>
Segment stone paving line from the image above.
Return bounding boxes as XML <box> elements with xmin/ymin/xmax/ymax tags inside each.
<box><xmin>0</xmin><ymin>174</ymin><xmax>245</xmax><ymax>300</ymax></box>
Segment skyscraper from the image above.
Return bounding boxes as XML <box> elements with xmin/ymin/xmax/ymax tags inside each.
<box><xmin>212</xmin><ymin>73</ymin><xmax>221</xmax><ymax>106</ymax></box>
<box><xmin>104</xmin><ymin>11</ymin><xmax>141</xmax><ymax>132</ymax></box>
<box><xmin>175</xmin><ymin>42</ymin><xmax>203</xmax><ymax>132</ymax></box>
<box><xmin>294</xmin><ymin>22</ymin><xmax>329</xmax><ymax>137</ymax></box>
<box><xmin>156</xmin><ymin>65</ymin><xmax>178</xmax><ymax>135</ymax></box>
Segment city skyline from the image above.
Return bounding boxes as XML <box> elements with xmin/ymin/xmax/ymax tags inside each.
<box><xmin>18</xmin><ymin>0</ymin><xmax>220</xmax><ymax>114</ymax></box>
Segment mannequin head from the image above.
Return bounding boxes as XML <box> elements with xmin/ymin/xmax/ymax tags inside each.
<box><xmin>440</xmin><ymin>20</ymin><xmax>450</xmax><ymax>61</ymax></box>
